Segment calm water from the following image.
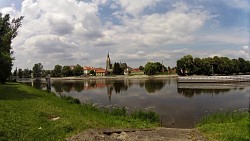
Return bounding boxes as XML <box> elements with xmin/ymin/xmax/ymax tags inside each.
<box><xmin>27</xmin><ymin>78</ymin><xmax>249</xmax><ymax>128</ymax></box>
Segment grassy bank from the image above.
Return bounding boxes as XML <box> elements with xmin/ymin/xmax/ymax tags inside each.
<box><xmin>0</xmin><ymin>83</ymin><xmax>158</xmax><ymax>140</ymax></box>
<box><xmin>197</xmin><ymin>110</ymin><xmax>250</xmax><ymax>141</ymax></box>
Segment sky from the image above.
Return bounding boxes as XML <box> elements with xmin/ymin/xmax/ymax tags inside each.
<box><xmin>0</xmin><ymin>0</ymin><xmax>250</xmax><ymax>70</ymax></box>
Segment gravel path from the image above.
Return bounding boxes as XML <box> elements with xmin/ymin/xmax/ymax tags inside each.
<box><xmin>67</xmin><ymin>127</ymin><xmax>207</xmax><ymax>141</ymax></box>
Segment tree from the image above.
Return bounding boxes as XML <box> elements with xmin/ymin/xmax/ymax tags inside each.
<box><xmin>144</xmin><ymin>62</ymin><xmax>157</xmax><ymax>75</ymax></box>
<box><xmin>193</xmin><ymin>58</ymin><xmax>202</xmax><ymax>75</ymax></box>
<box><xmin>154</xmin><ymin>62</ymin><xmax>164</xmax><ymax>73</ymax></box>
<box><xmin>113</xmin><ymin>62</ymin><xmax>122</xmax><ymax>75</ymax></box>
<box><xmin>33</xmin><ymin>63</ymin><xmax>43</xmax><ymax>78</ymax></box>
<box><xmin>73</xmin><ymin>64</ymin><xmax>83</xmax><ymax>76</ymax></box>
<box><xmin>17</xmin><ymin>68</ymin><xmax>23</xmax><ymax>78</ymax></box>
<box><xmin>0</xmin><ymin>13</ymin><xmax>23</xmax><ymax>83</ymax></box>
<box><xmin>90</xmin><ymin>70</ymin><xmax>96</xmax><ymax>76</ymax></box>
<box><xmin>53</xmin><ymin>64</ymin><xmax>62</xmax><ymax>77</ymax></box>
<box><xmin>62</xmin><ymin>66</ymin><xmax>73</xmax><ymax>77</ymax></box>
<box><xmin>23</xmin><ymin>68</ymin><xmax>31</xmax><ymax>78</ymax></box>
<box><xmin>139</xmin><ymin>66</ymin><xmax>144</xmax><ymax>71</ymax></box>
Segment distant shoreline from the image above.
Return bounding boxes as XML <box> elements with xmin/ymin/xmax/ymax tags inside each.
<box><xmin>51</xmin><ymin>74</ymin><xmax>178</xmax><ymax>80</ymax></box>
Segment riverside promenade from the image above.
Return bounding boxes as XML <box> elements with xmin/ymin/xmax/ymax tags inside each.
<box><xmin>178</xmin><ymin>75</ymin><xmax>250</xmax><ymax>83</ymax></box>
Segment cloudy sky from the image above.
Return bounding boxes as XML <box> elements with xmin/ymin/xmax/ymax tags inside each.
<box><xmin>0</xmin><ymin>0</ymin><xmax>249</xmax><ymax>70</ymax></box>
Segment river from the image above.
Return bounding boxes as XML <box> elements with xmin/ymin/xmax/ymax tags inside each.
<box><xmin>24</xmin><ymin>77</ymin><xmax>250</xmax><ymax>128</ymax></box>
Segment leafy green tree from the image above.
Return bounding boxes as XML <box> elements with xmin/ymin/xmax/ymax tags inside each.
<box><xmin>0</xmin><ymin>13</ymin><xmax>23</xmax><ymax>83</ymax></box>
<box><xmin>201</xmin><ymin>58</ymin><xmax>212</xmax><ymax>75</ymax></box>
<box><xmin>113</xmin><ymin>62</ymin><xmax>123</xmax><ymax>75</ymax></box>
<box><xmin>53</xmin><ymin>64</ymin><xmax>62</xmax><ymax>77</ymax></box>
<box><xmin>139</xmin><ymin>66</ymin><xmax>144</xmax><ymax>70</ymax></box>
<box><xmin>73</xmin><ymin>64</ymin><xmax>83</xmax><ymax>76</ymax></box>
<box><xmin>177</xmin><ymin>55</ymin><xmax>194</xmax><ymax>75</ymax></box>
<box><xmin>231</xmin><ymin>59</ymin><xmax>240</xmax><ymax>74</ymax></box>
<box><xmin>23</xmin><ymin>68</ymin><xmax>31</xmax><ymax>78</ymax></box>
<box><xmin>212</xmin><ymin>56</ymin><xmax>220</xmax><ymax>74</ymax></box>
<box><xmin>144</xmin><ymin>62</ymin><xmax>157</xmax><ymax>75</ymax></box>
<box><xmin>17</xmin><ymin>68</ymin><xmax>23</xmax><ymax>78</ymax></box>
<box><xmin>193</xmin><ymin>58</ymin><xmax>202</xmax><ymax>75</ymax></box>
<box><xmin>62</xmin><ymin>66</ymin><xmax>73</xmax><ymax>77</ymax></box>
<box><xmin>44</xmin><ymin>70</ymin><xmax>51</xmax><ymax>77</ymax></box>
<box><xmin>90</xmin><ymin>70</ymin><xmax>96</xmax><ymax>76</ymax></box>
<box><xmin>154</xmin><ymin>62</ymin><xmax>164</xmax><ymax>73</ymax></box>
<box><xmin>238</xmin><ymin>58</ymin><xmax>247</xmax><ymax>73</ymax></box>
<box><xmin>33</xmin><ymin>63</ymin><xmax>43</xmax><ymax>78</ymax></box>
<box><xmin>13</xmin><ymin>67</ymin><xmax>17</xmax><ymax>77</ymax></box>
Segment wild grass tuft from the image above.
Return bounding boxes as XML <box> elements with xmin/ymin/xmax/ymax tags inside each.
<box><xmin>131</xmin><ymin>110</ymin><xmax>160</xmax><ymax>123</ymax></box>
<box><xmin>197</xmin><ymin>110</ymin><xmax>250</xmax><ymax>141</ymax></box>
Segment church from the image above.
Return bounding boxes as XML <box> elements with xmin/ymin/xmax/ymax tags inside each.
<box><xmin>105</xmin><ymin>52</ymin><xmax>113</xmax><ymax>74</ymax></box>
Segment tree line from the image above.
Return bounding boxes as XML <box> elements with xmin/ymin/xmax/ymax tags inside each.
<box><xmin>177</xmin><ymin>55</ymin><xmax>250</xmax><ymax>75</ymax></box>
<box><xmin>14</xmin><ymin>63</ymin><xmax>86</xmax><ymax>78</ymax></box>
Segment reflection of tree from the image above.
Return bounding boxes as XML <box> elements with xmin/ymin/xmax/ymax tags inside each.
<box><xmin>139</xmin><ymin>80</ymin><xmax>145</xmax><ymax>88</ymax></box>
<box><xmin>73</xmin><ymin>82</ymin><xmax>84</xmax><ymax>92</ymax></box>
<box><xmin>144</xmin><ymin>79</ymin><xmax>165</xmax><ymax>93</ymax></box>
<box><xmin>178</xmin><ymin>88</ymin><xmax>231</xmax><ymax>98</ymax></box>
<box><xmin>62</xmin><ymin>82</ymin><xmax>73</xmax><ymax>92</ymax></box>
<box><xmin>51</xmin><ymin>81</ymin><xmax>63</xmax><ymax>93</ymax></box>
<box><xmin>32</xmin><ymin>80</ymin><xmax>44</xmax><ymax>90</ymax></box>
<box><xmin>113</xmin><ymin>80</ymin><xmax>128</xmax><ymax>94</ymax></box>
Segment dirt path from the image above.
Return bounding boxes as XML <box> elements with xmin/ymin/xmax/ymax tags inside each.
<box><xmin>67</xmin><ymin>127</ymin><xmax>207</xmax><ymax>141</ymax></box>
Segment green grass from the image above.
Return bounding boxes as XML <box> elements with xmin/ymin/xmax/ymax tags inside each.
<box><xmin>0</xmin><ymin>83</ymin><xmax>158</xmax><ymax>141</ymax></box>
<box><xmin>197</xmin><ymin>110</ymin><xmax>250</xmax><ymax>141</ymax></box>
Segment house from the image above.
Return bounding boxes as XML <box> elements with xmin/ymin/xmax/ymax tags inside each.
<box><xmin>95</xmin><ymin>68</ymin><xmax>106</xmax><ymax>76</ymax></box>
<box><xmin>83</xmin><ymin>66</ymin><xmax>94</xmax><ymax>75</ymax></box>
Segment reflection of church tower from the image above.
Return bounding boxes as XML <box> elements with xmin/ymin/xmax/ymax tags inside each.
<box><xmin>106</xmin><ymin>52</ymin><xmax>112</xmax><ymax>73</ymax></box>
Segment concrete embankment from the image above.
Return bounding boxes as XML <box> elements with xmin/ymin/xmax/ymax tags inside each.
<box><xmin>178</xmin><ymin>75</ymin><xmax>250</xmax><ymax>83</ymax></box>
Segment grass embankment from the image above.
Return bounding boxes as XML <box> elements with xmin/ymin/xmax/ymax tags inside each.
<box><xmin>197</xmin><ymin>110</ymin><xmax>250</xmax><ymax>141</ymax></box>
<box><xmin>0</xmin><ymin>83</ymin><xmax>158</xmax><ymax>140</ymax></box>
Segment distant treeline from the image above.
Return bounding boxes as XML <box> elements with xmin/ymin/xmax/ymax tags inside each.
<box><xmin>177</xmin><ymin>55</ymin><xmax>250</xmax><ymax>75</ymax></box>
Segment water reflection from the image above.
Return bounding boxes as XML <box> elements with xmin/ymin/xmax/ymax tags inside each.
<box><xmin>23</xmin><ymin>78</ymin><xmax>249</xmax><ymax>128</ymax></box>
<box><xmin>50</xmin><ymin>79</ymin><xmax>167</xmax><ymax>95</ymax></box>
<box><xmin>178</xmin><ymin>88</ymin><xmax>231</xmax><ymax>98</ymax></box>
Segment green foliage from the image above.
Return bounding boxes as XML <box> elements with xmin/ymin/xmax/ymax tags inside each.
<box><xmin>73</xmin><ymin>64</ymin><xmax>83</xmax><ymax>76</ymax></box>
<box><xmin>23</xmin><ymin>68</ymin><xmax>32</xmax><ymax>78</ymax></box>
<box><xmin>0</xmin><ymin>13</ymin><xmax>23</xmax><ymax>83</ymax></box>
<box><xmin>144</xmin><ymin>62</ymin><xmax>164</xmax><ymax>75</ymax></box>
<box><xmin>113</xmin><ymin>62</ymin><xmax>123</xmax><ymax>75</ymax></box>
<box><xmin>131</xmin><ymin>110</ymin><xmax>160</xmax><ymax>123</ymax></box>
<box><xmin>197</xmin><ymin>110</ymin><xmax>249</xmax><ymax>141</ymax></box>
<box><xmin>139</xmin><ymin>66</ymin><xmax>144</xmax><ymax>70</ymax></box>
<box><xmin>0</xmin><ymin>83</ymin><xmax>157</xmax><ymax>140</ymax></box>
<box><xmin>110</xmin><ymin>107</ymin><xmax>127</xmax><ymax>116</ymax></box>
<box><xmin>61</xmin><ymin>96</ymin><xmax>81</xmax><ymax>104</ymax></box>
<box><xmin>90</xmin><ymin>69</ymin><xmax>96</xmax><ymax>76</ymax></box>
<box><xmin>53</xmin><ymin>64</ymin><xmax>62</xmax><ymax>77</ymax></box>
<box><xmin>62</xmin><ymin>66</ymin><xmax>73</xmax><ymax>77</ymax></box>
<box><xmin>177</xmin><ymin>55</ymin><xmax>250</xmax><ymax>75</ymax></box>
<box><xmin>33</xmin><ymin>63</ymin><xmax>43</xmax><ymax>78</ymax></box>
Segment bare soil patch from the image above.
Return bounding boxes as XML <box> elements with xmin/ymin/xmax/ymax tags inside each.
<box><xmin>67</xmin><ymin>127</ymin><xmax>207</xmax><ymax>141</ymax></box>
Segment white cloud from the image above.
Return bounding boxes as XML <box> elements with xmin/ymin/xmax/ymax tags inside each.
<box><xmin>243</xmin><ymin>45</ymin><xmax>249</xmax><ymax>50</ymax></box>
<box><xmin>12</xmin><ymin>0</ymin><xmax>102</xmax><ymax>69</ymax></box>
<box><xmin>224</xmin><ymin>0</ymin><xmax>250</xmax><ymax>11</ymax></box>
<box><xmin>118</xmin><ymin>0</ymin><xmax>160</xmax><ymax>17</ymax></box>
<box><xmin>1</xmin><ymin>0</ymin><xmax>248</xmax><ymax>70</ymax></box>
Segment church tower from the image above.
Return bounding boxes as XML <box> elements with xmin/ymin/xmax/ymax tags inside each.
<box><xmin>106</xmin><ymin>52</ymin><xmax>111</xmax><ymax>72</ymax></box>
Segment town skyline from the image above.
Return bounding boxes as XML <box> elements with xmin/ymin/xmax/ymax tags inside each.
<box><xmin>0</xmin><ymin>0</ymin><xmax>249</xmax><ymax>70</ymax></box>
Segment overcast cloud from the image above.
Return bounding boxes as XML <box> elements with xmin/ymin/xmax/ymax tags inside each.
<box><xmin>0</xmin><ymin>0</ymin><xmax>249</xmax><ymax>69</ymax></box>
